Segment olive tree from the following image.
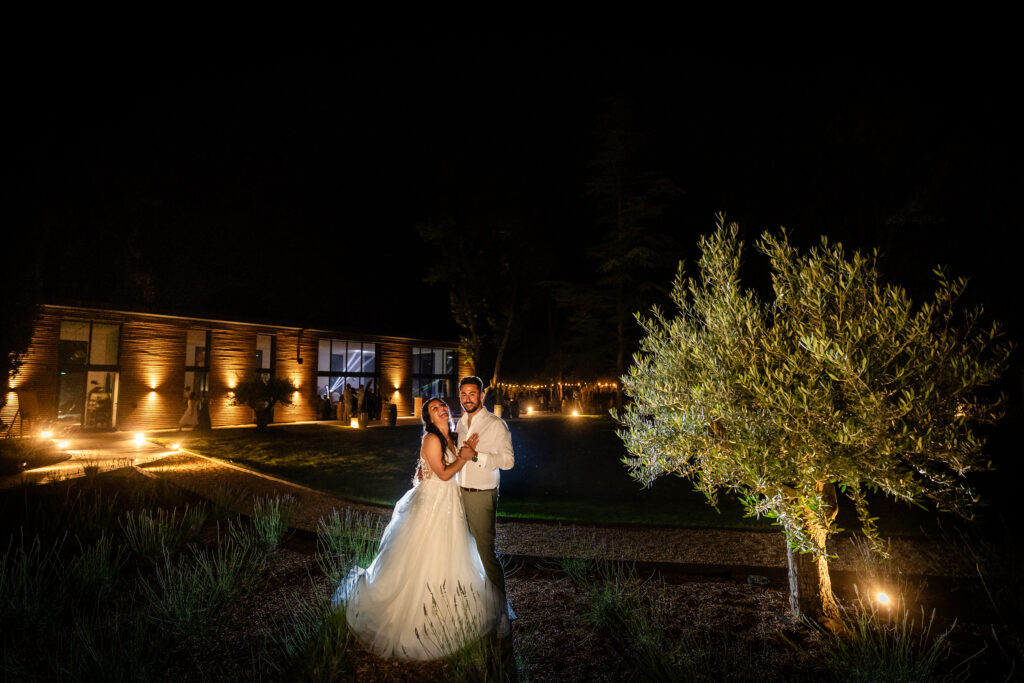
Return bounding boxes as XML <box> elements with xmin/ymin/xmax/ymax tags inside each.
<box><xmin>616</xmin><ymin>220</ymin><xmax>1013</xmax><ymax>624</ymax></box>
<box><xmin>230</xmin><ymin>373</ymin><xmax>297</xmax><ymax>431</ymax></box>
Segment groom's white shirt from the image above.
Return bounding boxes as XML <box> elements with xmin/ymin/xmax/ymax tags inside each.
<box><xmin>455</xmin><ymin>407</ymin><xmax>514</xmax><ymax>490</ymax></box>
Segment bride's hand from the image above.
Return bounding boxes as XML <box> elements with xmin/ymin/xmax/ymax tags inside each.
<box><xmin>459</xmin><ymin>434</ymin><xmax>480</xmax><ymax>461</ymax></box>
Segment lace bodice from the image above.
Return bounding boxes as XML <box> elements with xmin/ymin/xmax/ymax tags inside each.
<box><xmin>418</xmin><ymin>443</ymin><xmax>457</xmax><ymax>481</ymax></box>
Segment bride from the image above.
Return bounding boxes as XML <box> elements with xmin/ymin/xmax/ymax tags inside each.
<box><xmin>334</xmin><ymin>397</ymin><xmax>499</xmax><ymax>660</ymax></box>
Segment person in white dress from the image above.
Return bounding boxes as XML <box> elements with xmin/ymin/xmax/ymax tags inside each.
<box><xmin>177</xmin><ymin>390</ymin><xmax>198</xmax><ymax>430</ymax></box>
<box><xmin>334</xmin><ymin>397</ymin><xmax>499</xmax><ymax>660</ymax></box>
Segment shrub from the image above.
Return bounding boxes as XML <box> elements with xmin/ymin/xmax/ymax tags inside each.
<box><xmin>251</xmin><ymin>494</ymin><xmax>297</xmax><ymax>551</ymax></box>
<box><xmin>0</xmin><ymin>532</ymin><xmax>68</xmax><ymax>637</ymax></box>
<box><xmin>140</xmin><ymin>533</ymin><xmax>264</xmax><ymax>641</ymax></box>
<box><xmin>67</xmin><ymin>534</ymin><xmax>126</xmax><ymax>609</ymax></box>
<box><xmin>814</xmin><ymin>589</ymin><xmax>977</xmax><ymax>683</ymax></box>
<box><xmin>120</xmin><ymin>505</ymin><xmax>205</xmax><ymax>565</ymax></box>
<box><xmin>64</xmin><ymin>607</ymin><xmax>155</xmax><ymax>683</ymax></box>
<box><xmin>272</xmin><ymin>593</ymin><xmax>353</xmax><ymax>682</ymax></box>
<box><xmin>315</xmin><ymin>508</ymin><xmax>385</xmax><ymax>583</ymax></box>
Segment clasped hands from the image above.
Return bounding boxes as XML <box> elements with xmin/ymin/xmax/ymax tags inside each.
<box><xmin>458</xmin><ymin>433</ymin><xmax>480</xmax><ymax>462</ymax></box>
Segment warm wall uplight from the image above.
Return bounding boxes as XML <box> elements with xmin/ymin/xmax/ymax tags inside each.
<box><xmin>58</xmin><ymin>441</ymin><xmax>70</xmax><ymax>450</ymax></box>
<box><xmin>527</xmin><ymin>407</ymin><xmax>533</xmax><ymax>415</ymax></box>
<box><xmin>41</xmin><ymin>430</ymin><xmax>53</xmax><ymax>439</ymax></box>
<box><xmin>172</xmin><ymin>443</ymin><xmax>181</xmax><ymax>451</ymax></box>
<box><xmin>134</xmin><ymin>433</ymin><xmax>145</xmax><ymax>445</ymax></box>
<box><xmin>572</xmin><ymin>410</ymin><xmax>579</xmax><ymax>417</ymax></box>
<box><xmin>350</xmin><ymin>418</ymin><xmax>359</xmax><ymax>429</ymax></box>
<box><xmin>876</xmin><ymin>592</ymin><xmax>891</xmax><ymax>606</ymax></box>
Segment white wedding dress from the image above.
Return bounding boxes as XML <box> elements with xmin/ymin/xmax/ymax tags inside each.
<box><xmin>334</xmin><ymin>447</ymin><xmax>499</xmax><ymax>661</ymax></box>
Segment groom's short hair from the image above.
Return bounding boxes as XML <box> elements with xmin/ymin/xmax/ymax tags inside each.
<box><xmin>459</xmin><ymin>376</ymin><xmax>483</xmax><ymax>391</ymax></box>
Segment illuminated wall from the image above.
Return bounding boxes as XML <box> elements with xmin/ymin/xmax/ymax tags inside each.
<box><xmin>118</xmin><ymin>319</ymin><xmax>187</xmax><ymax>430</ymax></box>
<box><xmin>378</xmin><ymin>341</ymin><xmax>413</xmax><ymax>416</ymax></box>
<box><xmin>11</xmin><ymin>309</ymin><xmax>62</xmax><ymax>426</ymax></box>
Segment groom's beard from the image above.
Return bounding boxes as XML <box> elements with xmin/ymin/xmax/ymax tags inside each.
<box><xmin>461</xmin><ymin>400</ymin><xmax>481</xmax><ymax>414</ymax></box>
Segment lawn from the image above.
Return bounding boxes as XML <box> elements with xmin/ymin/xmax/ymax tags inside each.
<box><xmin>157</xmin><ymin>414</ymin><xmax>1006</xmax><ymax>534</ymax></box>
<box><xmin>157</xmin><ymin>416</ymin><xmax>966</xmax><ymax>533</ymax></box>
<box><xmin>158</xmin><ymin>416</ymin><xmax>773</xmax><ymax>528</ymax></box>
<box><xmin>155</xmin><ymin>411</ymin><xmax>1024</xmax><ymax>532</ymax></box>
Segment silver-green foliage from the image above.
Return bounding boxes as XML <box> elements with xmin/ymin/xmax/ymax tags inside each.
<box><xmin>271</xmin><ymin>594</ymin><xmax>353</xmax><ymax>682</ymax></box>
<box><xmin>616</xmin><ymin>220</ymin><xmax>1013</xmax><ymax>556</ymax></box>
<box><xmin>316</xmin><ymin>508</ymin><xmax>385</xmax><ymax>583</ymax></box>
<box><xmin>251</xmin><ymin>494</ymin><xmax>297</xmax><ymax>551</ymax></box>
<box><xmin>120</xmin><ymin>504</ymin><xmax>206</xmax><ymax>564</ymax></box>
<box><xmin>141</xmin><ymin>532</ymin><xmax>264</xmax><ymax>639</ymax></box>
<box><xmin>814</xmin><ymin>591</ymin><xmax>975</xmax><ymax>683</ymax></box>
<box><xmin>67</xmin><ymin>535</ymin><xmax>126</xmax><ymax>608</ymax></box>
<box><xmin>0</xmin><ymin>532</ymin><xmax>67</xmax><ymax>633</ymax></box>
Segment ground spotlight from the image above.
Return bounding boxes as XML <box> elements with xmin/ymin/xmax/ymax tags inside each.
<box><xmin>876</xmin><ymin>591</ymin><xmax>891</xmax><ymax>606</ymax></box>
<box><xmin>134</xmin><ymin>432</ymin><xmax>145</xmax><ymax>445</ymax></box>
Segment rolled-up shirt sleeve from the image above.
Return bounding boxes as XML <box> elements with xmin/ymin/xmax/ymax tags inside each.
<box><xmin>476</xmin><ymin>416</ymin><xmax>515</xmax><ymax>471</ymax></box>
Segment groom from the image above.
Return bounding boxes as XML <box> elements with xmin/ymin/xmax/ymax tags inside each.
<box><xmin>455</xmin><ymin>375</ymin><xmax>515</xmax><ymax>637</ymax></box>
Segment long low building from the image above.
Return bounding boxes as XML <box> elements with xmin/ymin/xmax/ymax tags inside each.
<box><xmin>4</xmin><ymin>304</ymin><xmax>470</xmax><ymax>432</ymax></box>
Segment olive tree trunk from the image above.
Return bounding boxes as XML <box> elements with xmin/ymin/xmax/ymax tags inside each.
<box><xmin>786</xmin><ymin>482</ymin><xmax>842</xmax><ymax>627</ymax></box>
<box><xmin>253</xmin><ymin>405</ymin><xmax>273</xmax><ymax>431</ymax></box>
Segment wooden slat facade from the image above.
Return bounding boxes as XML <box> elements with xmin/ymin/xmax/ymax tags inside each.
<box><xmin>11</xmin><ymin>305</ymin><xmax>463</xmax><ymax>432</ymax></box>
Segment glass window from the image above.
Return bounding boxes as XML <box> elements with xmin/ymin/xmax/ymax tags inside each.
<box><xmin>185</xmin><ymin>330</ymin><xmax>211</xmax><ymax>394</ymax></box>
<box><xmin>89</xmin><ymin>324</ymin><xmax>119</xmax><ymax>366</ymax></box>
<box><xmin>58</xmin><ymin>371</ymin><xmax>86</xmax><ymax>425</ymax></box>
<box><xmin>57</xmin><ymin>320</ymin><xmax>121</xmax><ymax>429</ymax></box>
<box><xmin>316</xmin><ymin>339</ymin><xmax>377</xmax><ymax>399</ymax></box>
<box><xmin>318</xmin><ymin>339</ymin><xmax>330</xmax><ymax>371</ymax></box>
<box><xmin>85</xmin><ymin>370</ymin><xmax>118</xmax><ymax>429</ymax></box>
<box><xmin>411</xmin><ymin>346</ymin><xmax>457</xmax><ymax>398</ymax></box>
<box><xmin>347</xmin><ymin>346</ymin><xmax>362</xmax><ymax>373</ymax></box>
<box><xmin>186</xmin><ymin>329</ymin><xmax>208</xmax><ymax>367</ymax></box>
<box><xmin>330</xmin><ymin>342</ymin><xmax>346</xmax><ymax>372</ymax></box>
<box><xmin>58</xmin><ymin>321</ymin><xmax>91</xmax><ymax>367</ymax></box>
<box><xmin>256</xmin><ymin>335</ymin><xmax>273</xmax><ymax>371</ymax></box>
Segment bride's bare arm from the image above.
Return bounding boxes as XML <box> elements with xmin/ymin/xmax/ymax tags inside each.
<box><xmin>421</xmin><ymin>433</ymin><xmax>469</xmax><ymax>481</ymax></box>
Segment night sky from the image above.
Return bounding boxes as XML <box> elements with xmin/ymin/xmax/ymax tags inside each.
<box><xmin>9</xmin><ymin>31</ymin><xmax>1022</xmax><ymax>382</ymax></box>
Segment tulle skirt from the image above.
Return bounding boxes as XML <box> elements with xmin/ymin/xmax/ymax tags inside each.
<box><xmin>334</xmin><ymin>476</ymin><xmax>499</xmax><ymax>661</ymax></box>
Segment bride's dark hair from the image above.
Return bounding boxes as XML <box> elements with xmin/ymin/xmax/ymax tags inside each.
<box><xmin>421</xmin><ymin>397</ymin><xmax>457</xmax><ymax>461</ymax></box>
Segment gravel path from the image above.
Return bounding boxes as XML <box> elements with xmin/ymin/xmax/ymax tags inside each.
<box><xmin>139</xmin><ymin>451</ymin><xmax>954</xmax><ymax>577</ymax></box>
